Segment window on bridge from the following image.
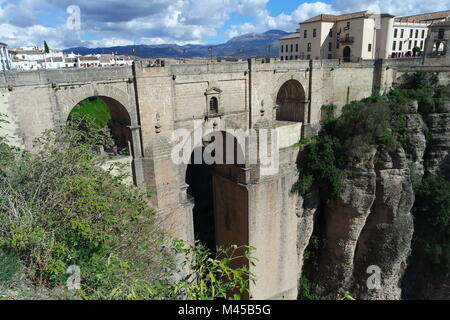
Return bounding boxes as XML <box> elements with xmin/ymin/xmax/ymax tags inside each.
<box><xmin>276</xmin><ymin>79</ymin><xmax>306</xmax><ymax>123</ymax></box>
<box><xmin>209</xmin><ymin>97</ymin><xmax>219</xmax><ymax>114</ymax></box>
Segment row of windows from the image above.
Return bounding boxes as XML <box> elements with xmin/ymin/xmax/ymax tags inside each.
<box><xmin>281</xmin><ymin>54</ymin><xmax>343</xmax><ymax>61</ymax></box>
<box><xmin>303</xmin><ymin>22</ymin><xmax>351</xmax><ymax>39</ymax></box>
<box><xmin>392</xmin><ymin>40</ymin><xmax>424</xmax><ymax>51</ymax></box>
<box><xmin>281</xmin><ymin>43</ymin><xmax>299</xmax><ymax>53</ymax></box>
<box><xmin>284</xmin><ymin>41</ymin><xmax>372</xmax><ymax>54</ymax></box>
<box><xmin>281</xmin><ymin>55</ymin><xmax>312</xmax><ymax>60</ymax></box>
<box><xmin>393</xmin><ymin>28</ymin><xmax>426</xmax><ymax>39</ymax></box>
<box><xmin>303</xmin><ymin>29</ymin><xmax>317</xmax><ymax>39</ymax></box>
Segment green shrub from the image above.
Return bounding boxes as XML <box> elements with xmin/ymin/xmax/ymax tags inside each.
<box><xmin>298</xmin><ymin>276</ymin><xmax>316</xmax><ymax>300</ymax></box>
<box><xmin>0</xmin><ymin>250</ymin><xmax>22</xmax><ymax>286</ymax></box>
<box><xmin>413</xmin><ymin>176</ymin><xmax>450</xmax><ymax>276</ymax></box>
<box><xmin>0</xmin><ymin>120</ymin><xmax>255</xmax><ymax>300</ymax></box>
<box><xmin>321</xmin><ymin>104</ymin><xmax>337</xmax><ymax>122</ymax></box>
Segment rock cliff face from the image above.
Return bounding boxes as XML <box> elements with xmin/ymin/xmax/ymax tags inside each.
<box><xmin>312</xmin><ymin>147</ymin><xmax>414</xmax><ymax>300</ymax></box>
<box><xmin>403</xmin><ymin>100</ymin><xmax>450</xmax><ymax>300</ymax></box>
<box><xmin>296</xmin><ymin>187</ymin><xmax>319</xmax><ymax>277</ymax></box>
<box><xmin>405</xmin><ymin>101</ymin><xmax>427</xmax><ymax>176</ymax></box>
<box><xmin>423</xmin><ymin>101</ymin><xmax>450</xmax><ymax>180</ymax></box>
<box><xmin>298</xmin><ymin>97</ymin><xmax>449</xmax><ymax>300</ymax></box>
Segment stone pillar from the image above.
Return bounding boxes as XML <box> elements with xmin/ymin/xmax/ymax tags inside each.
<box><xmin>246</xmin><ymin>111</ymin><xmax>299</xmax><ymax>300</ymax></box>
<box><xmin>128</xmin><ymin>125</ymin><xmax>145</xmax><ymax>186</ymax></box>
<box><xmin>142</xmin><ymin>115</ymin><xmax>194</xmax><ymax>242</ymax></box>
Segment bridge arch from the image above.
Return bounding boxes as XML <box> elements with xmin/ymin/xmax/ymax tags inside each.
<box><xmin>183</xmin><ymin>130</ymin><xmax>248</xmax><ymax>260</ymax></box>
<box><xmin>57</xmin><ymin>84</ymin><xmax>135</xmax><ymax>126</ymax></box>
<box><xmin>68</xmin><ymin>96</ymin><xmax>133</xmax><ymax>154</ymax></box>
<box><xmin>62</xmin><ymin>87</ymin><xmax>140</xmax><ymax>185</ymax></box>
<box><xmin>275</xmin><ymin>79</ymin><xmax>307</xmax><ymax>123</ymax></box>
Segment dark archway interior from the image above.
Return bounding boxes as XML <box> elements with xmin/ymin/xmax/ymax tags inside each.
<box><xmin>186</xmin><ymin>146</ymin><xmax>217</xmax><ymax>255</ymax></box>
<box><xmin>69</xmin><ymin>96</ymin><xmax>133</xmax><ymax>155</ymax></box>
<box><xmin>276</xmin><ymin>80</ymin><xmax>306</xmax><ymax>123</ymax></box>
<box><xmin>102</xmin><ymin>96</ymin><xmax>132</xmax><ymax>153</ymax></box>
<box><xmin>185</xmin><ymin>132</ymin><xmax>246</xmax><ymax>257</ymax></box>
<box><xmin>343</xmin><ymin>46</ymin><xmax>351</xmax><ymax>62</ymax></box>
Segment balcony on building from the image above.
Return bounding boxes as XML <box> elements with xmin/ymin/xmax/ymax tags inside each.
<box><xmin>339</xmin><ymin>36</ymin><xmax>354</xmax><ymax>44</ymax></box>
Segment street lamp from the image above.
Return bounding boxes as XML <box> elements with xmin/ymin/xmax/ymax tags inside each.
<box><xmin>208</xmin><ymin>47</ymin><xmax>213</xmax><ymax>62</ymax></box>
<box><xmin>266</xmin><ymin>44</ymin><xmax>272</xmax><ymax>57</ymax></box>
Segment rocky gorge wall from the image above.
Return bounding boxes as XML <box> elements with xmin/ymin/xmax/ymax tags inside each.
<box><xmin>294</xmin><ymin>86</ymin><xmax>450</xmax><ymax>300</ymax></box>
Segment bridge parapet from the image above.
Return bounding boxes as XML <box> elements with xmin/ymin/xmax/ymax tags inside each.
<box><xmin>169</xmin><ymin>61</ymin><xmax>249</xmax><ymax>76</ymax></box>
<box><xmin>0</xmin><ymin>66</ymin><xmax>133</xmax><ymax>88</ymax></box>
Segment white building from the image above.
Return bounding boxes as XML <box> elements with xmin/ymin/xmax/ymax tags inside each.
<box><xmin>279</xmin><ymin>11</ymin><xmax>393</xmax><ymax>62</ymax></box>
<box><xmin>11</xmin><ymin>59</ymin><xmax>39</xmax><ymax>71</ymax></box>
<box><xmin>10</xmin><ymin>46</ymin><xmax>63</xmax><ymax>62</ymax></box>
<box><xmin>279</xmin><ymin>33</ymin><xmax>301</xmax><ymax>60</ymax></box>
<box><xmin>0</xmin><ymin>42</ymin><xmax>12</xmax><ymax>71</ymax></box>
<box><xmin>389</xmin><ymin>11</ymin><xmax>450</xmax><ymax>57</ymax></box>
<box><xmin>76</xmin><ymin>56</ymin><xmax>101</xmax><ymax>68</ymax></box>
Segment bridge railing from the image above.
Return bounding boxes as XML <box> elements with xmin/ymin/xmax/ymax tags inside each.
<box><xmin>0</xmin><ymin>66</ymin><xmax>133</xmax><ymax>87</ymax></box>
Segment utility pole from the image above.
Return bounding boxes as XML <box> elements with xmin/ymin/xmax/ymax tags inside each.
<box><xmin>266</xmin><ymin>44</ymin><xmax>272</xmax><ymax>57</ymax></box>
<box><xmin>208</xmin><ymin>47</ymin><xmax>213</xmax><ymax>62</ymax></box>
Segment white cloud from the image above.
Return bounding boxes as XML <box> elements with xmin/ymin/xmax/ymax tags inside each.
<box><xmin>87</xmin><ymin>38</ymin><xmax>135</xmax><ymax>48</ymax></box>
<box><xmin>226</xmin><ymin>1</ymin><xmax>336</xmax><ymax>38</ymax></box>
<box><xmin>0</xmin><ymin>0</ymin><xmax>449</xmax><ymax>49</ymax></box>
<box><xmin>225</xmin><ymin>0</ymin><xmax>450</xmax><ymax>38</ymax></box>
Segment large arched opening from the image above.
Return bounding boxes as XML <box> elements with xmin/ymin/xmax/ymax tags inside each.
<box><xmin>68</xmin><ymin>96</ymin><xmax>133</xmax><ymax>155</ymax></box>
<box><xmin>276</xmin><ymin>79</ymin><xmax>306</xmax><ymax>123</ymax></box>
<box><xmin>68</xmin><ymin>96</ymin><xmax>135</xmax><ymax>183</ymax></box>
<box><xmin>185</xmin><ymin>131</ymin><xmax>248</xmax><ymax>263</ymax></box>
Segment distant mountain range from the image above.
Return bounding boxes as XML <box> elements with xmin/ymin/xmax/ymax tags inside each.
<box><xmin>64</xmin><ymin>30</ymin><xmax>289</xmax><ymax>59</ymax></box>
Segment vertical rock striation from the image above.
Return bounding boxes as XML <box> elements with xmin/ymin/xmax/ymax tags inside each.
<box><xmin>313</xmin><ymin>147</ymin><xmax>414</xmax><ymax>300</ymax></box>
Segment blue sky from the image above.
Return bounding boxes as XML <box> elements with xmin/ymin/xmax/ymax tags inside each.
<box><xmin>0</xmin><ymin>0</ymin><xmax>448</xmax><ymax>48</ymax></box>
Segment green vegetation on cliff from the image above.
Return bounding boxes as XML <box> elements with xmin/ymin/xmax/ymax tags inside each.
<box><xmin>413</xmin><ymin>176</ymin><xmax>450</xmax><ymax>276</ymax></box>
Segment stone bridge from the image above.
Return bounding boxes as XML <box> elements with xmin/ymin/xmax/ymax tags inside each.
<box><xmin>1</xmin><ymin>57</ymin><xmax>448</xmax><ymax>300</ymax></box>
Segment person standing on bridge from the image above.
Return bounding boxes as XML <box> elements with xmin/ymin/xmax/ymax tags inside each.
<box><xmin>113</xmin><ymin>145</ymin><xmax>118</xmax><ymax>156</ymax></box>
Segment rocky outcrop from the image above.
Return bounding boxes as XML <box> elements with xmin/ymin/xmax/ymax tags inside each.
<box><xmin>402</xmin><ymin>100</ymin><xmax>450</xmax><ymax>300</ymax></box>
<box><xmin>296</xmin><ymin>187</ymin><xmax>319</xmax><ymax>277</ymax></box>
<box><xmin>314</xmin><ymin>147</ymin><xmax>414</xmax><ymax>300</ymax></box>
<box><xmin>423</xmin><ymin>101</ymin><xmax>450</xmax><ymax>180</ymax></box>
<box><xmin>405</xmin><ymin>101</ymin><xmax>428</xmax><ymax>176</ymax></box>
<box><xmin>351</xmin><ymin>147</ymin><xmax>415</xmax><ymax>300</ymax></box>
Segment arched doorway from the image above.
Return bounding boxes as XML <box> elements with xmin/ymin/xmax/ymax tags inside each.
<box><xmin>343</xmin><ymin>46</ymin><xmax>351</xmax><ymax>62</ymax></box>
<box><xmin>276</xmin><ymin>80</ymin><xmax>306</xmax><ymax>123</ymax></box>
<box><xmin>185</xmin><ymin>131</ymin><xmax>248</xmax><ymax>259</ymax></box>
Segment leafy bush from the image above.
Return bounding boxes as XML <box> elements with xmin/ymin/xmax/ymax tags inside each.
<box><xmin>413</xmin><ymin>176</ymin><xmax>450</xmax><ymax>276</ymax></box>
<box><xmin>0</xmin><ymin>121</ymin><xmax>171</xmax><ymax>296</ymax></box>
<box><xmin>298</xmin><ymin>276</ymin><xmax>316</xmax><ymax>300</ymax></box>
<box><xmin>321</xmin><ymin>104</ymin><xmax>337</xmax><ymax>122</ymax></box>
<box><xmin>0</xmin><ymin>250</ymin><xmax>22</xmax><ymax>286</ymax></box>
<box><xmin>165</xmin><ymin>241</ymin><xmax>256</xmax><ymax>300</ymax></box>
